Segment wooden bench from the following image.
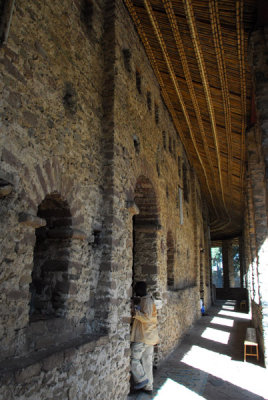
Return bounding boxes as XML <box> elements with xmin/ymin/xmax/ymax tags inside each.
<box><xmin>244</xmin><ymin>327</ymin><xmax>259</xmax><ymax>362</ymax></box>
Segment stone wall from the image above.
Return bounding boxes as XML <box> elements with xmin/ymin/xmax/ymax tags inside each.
<box><xmin>244</xmin><ymin>26</ymin><xmax>268</xmax><ymax>367</ymax></box>
<box><xmin>244</xmin><ymin>124</ymin><xmax>268</xmax><ymax>365</ymax></box>
<box><xmin>113</xmin><ymin>0</ymin><xmax>210</xmax><ymax>362</ymax></box>
<box><xmin>0</xmin><ymin>0</ymin><xmax>211</xmax><ymax>398</ymax></box>
<box><xmin>0</xmin><ymin>335</ymin><xmax>129</xmax><ymax>400</ymax></box>
<box><xmin>0</xmin><ymin>0</ymin><xmax>108</xmax><ymax>355</ymax></box>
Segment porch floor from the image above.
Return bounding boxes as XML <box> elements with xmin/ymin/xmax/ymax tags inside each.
<box><xmin>128</xmin><ymin>300</ymin><xmax>268</xmax><ymax>400</ymax></box>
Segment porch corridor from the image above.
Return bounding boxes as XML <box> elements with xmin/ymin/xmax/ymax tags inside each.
<box><xmin>128</xmin><ymin>300</ymin><xmax>268</xmax><ymax>400</ymax></box>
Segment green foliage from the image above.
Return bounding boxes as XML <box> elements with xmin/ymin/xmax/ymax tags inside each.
<box><xmin>211</xmin><ymin>247</ymin><xmax>222</xmax><ymax>266</ymax></box>
<box><xmin>233</xmin><ymin>245</ymin><xmax>240</xmax><ymax>273</ymax></box>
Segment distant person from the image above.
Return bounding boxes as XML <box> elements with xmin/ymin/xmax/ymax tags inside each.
<box><xmin>200</xmin><ymin>298</ymin><xmax>205</xmax><ymax>316</ymax></box>
<box><xmin>130</xmin><ymin>281</ymin><xmax>159</xmax><ymax>395</ymax></box>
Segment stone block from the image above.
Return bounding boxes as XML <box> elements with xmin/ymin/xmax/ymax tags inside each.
<box><xmin>36</xmin><ymin>165</ymin><xmax>48</xmax><ymax>194</ymax></box>
<box><xmin>0</xmin><ymin>57</ymin><xmax>26</xmax><ymax>84</ymax></box>
<box><xmin>42</xmin><ymin>352</ymin><xmax>64</xmax><ymax>372</ymax></box>
<box><xmin>126</xmin><ymin>200</ymin><xmax>140</xmax><ymax>216</ymax></box>
<box><xmin>55</xmin><ymin>280</ymin><xmax>70</xmax><ymax>294</ymax></box>
<box><xmin>71</xmin><ymin>229</ymin><xmax>87</xmax><ymax>240</ymax></box>
<box><xmin>2</xmin><ymin>147</ymin><xmax>22</xmax><ymax>168</ymax></box>
<box><xmin>19</xmin><ymin>273</ymin><xmax>32</xmax><ymax>287</ymax></box>
<box><xmin>18</xmin><ymin>213</ymin><xmax>46</xmax><ymax>228</ymax></box>
<box><xmin>15</xmin><ymin>362</ymin><xmax>41</xmax><ymax>383</ymax></box>
<box><xmin>8</xmin><ymin>289</ymin><xmax>28</xmax><ymax>301</ymax></box>
<box><xmin>0</xmin><ymin>184</ymin><xmax>12</xmax><ymax>197</ymax></box>
<box><xmin>0</xmin><ymin>169</ymin><xmax>15</xmax><ymax>185</ymax></box>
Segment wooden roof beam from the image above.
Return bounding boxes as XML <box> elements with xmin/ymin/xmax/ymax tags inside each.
<box><xmin>162</xmin><ymin>0</ymin><xmax>220</xmax><ymax>200</ymax></box>
<box><xmin>142</xmin><ymin>0</ymin><xmax>220</xmax><ymax>222</ymax></box>
<box><xmin>209</xmin><ymin>0</ymin><xmax>234</xmax><ymax>204</ymax></box>
<box><xmin>236</xmin><ymin>0</ymin><xmax>247</xmax><ymax>200</ymax></box>
<box><xmin>183</xmin><ymin>0</ymin><xmax>230</xmax><ymax>225</ymax></box>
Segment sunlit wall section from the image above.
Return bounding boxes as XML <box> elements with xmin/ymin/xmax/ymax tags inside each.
<box><xmin>246</xmin><ymin>20</ymin><xmax>268</xmax><ymax>367</ymax></box>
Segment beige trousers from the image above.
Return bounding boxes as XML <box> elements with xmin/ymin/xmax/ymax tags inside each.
<box><xmin>131</xmin><ymin>342</ymin><xmax>154</xmax><ymax>390</ymax></box>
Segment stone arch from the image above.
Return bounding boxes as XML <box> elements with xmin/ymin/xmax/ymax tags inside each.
<box><xmin>167</xmin><ymin>230</ymin><xmax>175</xmax><ymax>289</ymax></box>
<box><xmin>29</xmin><ymin>192</ymin><xmax>72</xmax><ymax>321</ymax></box>
<box><xmin>133</xmin><ymin>175</ymin><xmax>159</xmax><ymax>294</ymax></box>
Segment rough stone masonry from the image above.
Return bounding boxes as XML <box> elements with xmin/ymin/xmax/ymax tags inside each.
<box><xmin>0</xmin><ymin>0</ymin><xmax>210</xmax><ymax>398</ymax></box>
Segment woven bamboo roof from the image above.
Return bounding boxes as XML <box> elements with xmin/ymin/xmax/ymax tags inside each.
<box><xmin>124</xmin><ymin>0</ymin><xmax>256</xmax><ymax>240</ymax></box>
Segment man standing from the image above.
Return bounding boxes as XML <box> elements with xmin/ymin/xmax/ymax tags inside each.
<box><xmin>130</xmin><ymin>281</ymin><xmax>159</xmax><ymax>394</ymax></box>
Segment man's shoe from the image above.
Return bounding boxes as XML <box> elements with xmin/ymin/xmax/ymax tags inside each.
<box><xmin>133</xmin><ymin>379</ymin><xmax>149</xmax><ymax>390</ymax></box>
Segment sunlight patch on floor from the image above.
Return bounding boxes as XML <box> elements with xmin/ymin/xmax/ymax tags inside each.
<box><xmin>181</xmin><ymin>345</ymin><xmax>268</xmax><ymax>398</ymax></box>
<box><xmin>222</xmin><ymin>305</ymin><xmax>235</xmax><ymax>311</ymax></box>
<box><xmin>201</xmin><ymin>327</ymin><xmax>230</xmax><ymax>344</ymax></box>
<box><xmin>153</xmin><ymin>378</ymin><xmax>205</xmax><ymax>400</ymax></box>
<box><xmin>210</xmin><ymin>316</ymin><xmax>234</xmax><ymax>327</ymax></box>
<box><xmin>218</xmin><ymin>309</ymin><xmax>251</xmax><ymax>320</ymax></box>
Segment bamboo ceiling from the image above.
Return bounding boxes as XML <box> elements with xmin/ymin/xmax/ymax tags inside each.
<box><xmin>124</xmin><ymin>0</ymin><xmax>256</xmax><ymax>240</ymax></box>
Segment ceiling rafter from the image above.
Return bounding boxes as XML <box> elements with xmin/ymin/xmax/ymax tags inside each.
<box><xmin>142</xmin><ymin>0</ymin><xmax>220</xmax><ymax>222</ymax></box>
<box><xmin>182</xmin><ymin>0</ymin><xmax>230</xmax><ymax>228</ymax></box>
<box><xmin>236</xmin><ymin>0</ymin><xmax>246</xmax><ymax>200</ymax></box>
<box><xmin>209</xmin><ymin>0</ymin><xmax>234</xmax><ymax>206</ymax></box>
<box><xmin>162</xmin><ymin>0</ymin><xmax>221</xmax><ymax>209</ymax></box>
<box><xmin>124</xmin><ymin>0</ymin><xmax>256</xmax><ymax>239</ymax></box>
<box><xmin>124</xmin><ymin>0</ymin><xmax>184</xmax><ymax>141</ymax></box>
<box><xmin>124</xmin><ymin>0</ymin><xmax>217</xmax><ymax>217</ymax></box>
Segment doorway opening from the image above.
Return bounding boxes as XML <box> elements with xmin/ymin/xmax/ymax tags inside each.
<box><xmin>29</xmin><ymin>193</ymin><xmax>72</xmax><ymax>321</ymax></box>
<box><xmin>132</xmin><ymin>176</ymin><xmax>159</xmax><ymax>296</ymax></box>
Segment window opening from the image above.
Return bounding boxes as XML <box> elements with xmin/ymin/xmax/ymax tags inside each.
<box><xmin>133</xmin><ymin>135</ymin><xmax>140</xmax><ymax>154</ymax></box>
<box><xmin>80</xmin><ymin>0</ymin><xmax>93</xmax><ymax>35</ymax></box>
<box><xmin>123</xmin><ymin>48</ymin><xmax>131</xmax><ymax>73</ymax></box>
<box><xmin>232</xmin><ymin>244</ymin><xmax>240</xmax><ymax>287</ymax></box>
<box><xmin>162</xmin><ymin>131</ymin><xmax>166</xmax><ymax>150</ymax></box>
<box><xmin>167</xmin><ymin>231</ymin><xmax>175</xmax><ymax>289</ymax></box>
<box><xmin>136</xmin><ymin>70</ymin><xmax>141</xmax><ymax>94</ymax></box>
<box><xmin>178</xmin><ymin>155</ymin><xmax>181</xmax><ymax>177</ymax></box>
<box><xmin>63</xmin><ymin>82</ymin><xmax>78</xmax><ymax>116</ymax></box>
<box><xmin>155</xmin><ymin>103</ymin><xmax>159</xmax><ymax>125</ymax></box>
<box><xmin>183</xmin><ymin>163</ymin><xmax>189</xmax><ymax>202</ymax></box>
<box><xmin>147</xmin><ymin>91</ymin><xmax>151</xmax><ymax>112</ymax></box>
<box><xmin>211</xmin><ymin>246</ymin><xmax>223</xmax><ymax>288</ymax></box>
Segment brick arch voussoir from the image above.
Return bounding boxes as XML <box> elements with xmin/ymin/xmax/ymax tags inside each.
<box><xmin>132</xmin><ymin>160</ymin><xmax>161</xmax><ymax>217</ymax></box>
<box><xmin>21</xmin><ymin>158</ymin><xmax>82</xmax><ymax>227</ymax></box>
<box><xmin>19</xmin><ymin>157</ymin><xmax>61</xmax><ymax>214</ymax></box>
<box><xmin>134</xmin><ymin>174</ymin><xmax>160</xmax><ymax>222</ymax></box>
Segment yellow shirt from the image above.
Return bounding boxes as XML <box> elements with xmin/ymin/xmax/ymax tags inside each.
<box><xmin>131</xmin><ymin>295</ymin><xmax>159</xmax><ymax>345</ymax></box>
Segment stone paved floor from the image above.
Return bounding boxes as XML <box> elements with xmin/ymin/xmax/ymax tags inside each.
<box><xmin>127</xmin><ymin>300</ymin><xmax>268</xmax><ymax>400</ymax></box>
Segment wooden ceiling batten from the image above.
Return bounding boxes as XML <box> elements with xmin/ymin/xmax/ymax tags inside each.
<box><xmin>162</xmin><ymin>0</ymin><xmax>220</xmax><ymax>208</ymax></box>
<box><xmin>143</xmin><ymin>0</ymin><xmax>219</xmax><ymax>220</ymax></box>
<box><xmin>125</xmin><ymin>0</ymin><xmax>216</xmax><ymax>216</ymax></box>
<box><xmin>183</xmin><ymin>0</ymin><xmax>230</xmax><ymax>225</ymax></box>
<box><xmin>209</xmin><ymin>0</ymin><xmax>233</xmax><ymax>207</ymax></box>
<box><xmin>125</xmin><ymin>0</ymin><xmax>256</xmax><ymax>239</ymax></box>
<box><xmin>236</xmin><ymin>0</ymin><xmax>247</xmax><ymax>200</ymax></box>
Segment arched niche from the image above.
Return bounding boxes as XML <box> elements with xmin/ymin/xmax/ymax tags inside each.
<box><xmin>167</xmin><ymin>231</ymin><xmax>175</xmax><ymax>289</ymax></box>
